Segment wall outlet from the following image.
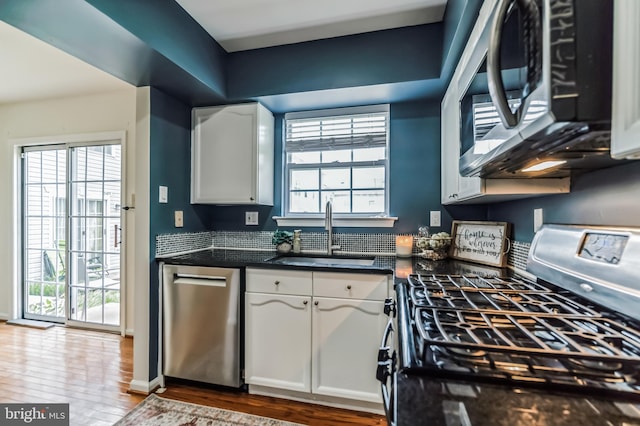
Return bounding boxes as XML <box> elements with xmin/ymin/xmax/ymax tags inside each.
<box><xmin>159</xmin><ymin>186</ymin><xmax>168</xmax><ymax>203</ymax></box>
<box><xmin>430</xmin><ymin>210</ymin><xmax>441</xmax><ymax>227</ymax></box>
<box><xmin>246</xmin><ymin>211</ymin><xmax>259</xmax><ymax>225</ymax></box>
<box><xmin>534</xmin><ymin>208</ymin><xmax>544</xmax><ymax>233</ymax></box>
<box><xmin>174</xmin><ymin>210</ymin><xmax>184</xmax><ymax>228</ymax></box>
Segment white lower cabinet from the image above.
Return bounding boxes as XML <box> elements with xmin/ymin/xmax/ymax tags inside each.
<box><xmin>244</xmin><ymin>292</ymin><xmax>311</xmax><ymax>392</ymax></box>
<box><xmin>311</xmin><ymin>297</ymin><xmax>386</xmax><ymax>403</ymax></box>
<box><xmin>245</xmin><ymin>268</ymin><xmax>389</xmax><ymax>412</ymax></box>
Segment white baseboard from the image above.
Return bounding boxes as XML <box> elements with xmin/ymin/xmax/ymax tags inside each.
<box><xmin>248</xmin><ymin>385</ymin><xmax>384</xmax><ymax>415</ymax></box>
<box><xmin>0</xmin><ymin>314</ymin><xmax>9</xmax><ymax>321</ymax></box>
<box><xmin>129</xmin><ymin>376</ymin><xmax>162</xmax><ymax>395</ymax></box>
<box><xmin>125</xmin><ymin>328</ymin><xmax>134</xmax><ymax>336</ymax></box>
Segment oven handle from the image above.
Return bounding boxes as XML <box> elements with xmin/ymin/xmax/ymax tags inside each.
<box><xmin>488</xmin><ymin>0</ymin><xmax>541</xmax><ymax>129</ymax></box>
<box><xmin>377</xmin><ymin>317</ymin><xmax>396</xmax><ymax>426</ymax></box>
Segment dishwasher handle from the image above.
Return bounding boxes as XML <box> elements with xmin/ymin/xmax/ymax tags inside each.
<box><xmin>173</xmin><ymin>275</ymin><xmax>227</xmax><ymax>287</ymax></box>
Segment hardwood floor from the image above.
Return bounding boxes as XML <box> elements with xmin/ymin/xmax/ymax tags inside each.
<box><xmin>0</xmin><ymin>322</ymin><xmax>386</xmax><ymax>425</ymax></box>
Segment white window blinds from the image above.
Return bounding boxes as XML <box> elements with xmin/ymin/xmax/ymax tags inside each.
<box><xmin>283</xmin><ymin>105</ymin><xmax>390</xmax><ymax>216</ymax></box>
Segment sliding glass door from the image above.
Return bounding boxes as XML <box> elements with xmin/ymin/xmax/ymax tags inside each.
<box><xmin>23</xmin><ymin>147</ymin><xmax>67</xmax><ymax>321</ymax></box>
<box><xmin>23</xmin><ymin>142</ymin><xmax>122</xmax><ymax>330</ymax></box>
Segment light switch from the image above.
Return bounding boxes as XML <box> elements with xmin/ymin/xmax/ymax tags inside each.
<box><xmin>174</xmin><ymin>211</ymin><xmax>184</xmax><ymax>228</ymax></box>
<box><xmin>430</xmin><ymin>210</ymin><xmax>441</xmax><ymax>227</ymax></box>
<box><xmin>245</xmin><ymin>211</ymin><xmax>259</xmax><ymax>225</ymax></box>
<box><xmin>159</xmin><ymin>186</ymin><xmax>168</xmax><ymax>204</ymax></box>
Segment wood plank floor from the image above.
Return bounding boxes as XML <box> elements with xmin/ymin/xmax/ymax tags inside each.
<box><xmin>0</xmin><ymin>322</ymin><xmax>386</xmax><ymax>425</ymax></box>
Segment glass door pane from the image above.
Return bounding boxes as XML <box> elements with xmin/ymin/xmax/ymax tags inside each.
<box><xmin>68</xmin><ymin>144</ymin><xmax>122</xmax><ymax>327</ymax></box>
<box><xmin>23</xmin><ymin>149</ymin><xmax>67</xmax><ymax>321</ymax></box>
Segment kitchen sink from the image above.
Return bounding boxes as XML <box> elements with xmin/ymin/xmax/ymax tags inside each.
<box><xmin>269</xmin><ymin>255</ymin><xmax>376</xmax><ymax>267</ymax></box>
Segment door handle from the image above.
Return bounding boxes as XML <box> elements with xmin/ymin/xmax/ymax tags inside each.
<box><xmin>114</xmin><ymin>224</ymin><xmax>121</xmax><ymax>248</ymax></box>
<box><xmin>488</xmin><ymin>0</ymin><xmax>541</xmax><ymax>129</ymax></box>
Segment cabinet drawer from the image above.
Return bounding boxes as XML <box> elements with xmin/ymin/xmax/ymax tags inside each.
<box><xmin>313</xmin><ymin>272</ymin><xmax>389</xmax><ymax>301</ymax></box>
<box><xmin>246</xmin><ymin>268</ymin><xmax>312</xmax><ymax>296</ymax></box>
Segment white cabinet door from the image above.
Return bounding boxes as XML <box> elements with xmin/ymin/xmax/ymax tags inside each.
<box><xmin>245</xmin><ymin>292</ymin><xmax>311</xmax><ymax>392</ymax></box>
<box><xmin>611</xmin><ymin>0</ymin><xmax>640</xmax><ymax>160</ymax></box>
<box><xmin>311</xmin><ymin>297</ymin><xmax>386</xmax><ymax>403</ymax></box>
<box><xmin>441</xmin><ymin>89</ymin><xmax>462</xmax><ymax>204</ymax></box>
<box><xmin>191</xmin><ymin>103</ymin><xmax>274</xmax><ymax>204</ymax></box>
<box><xmin>441</xmin><ymin>87</ymin><xmax>485</xmax><ymax>204</ymax></box>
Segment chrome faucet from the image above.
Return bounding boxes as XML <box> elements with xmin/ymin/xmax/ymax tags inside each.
<box><xmin>325</xmin><ymin>201</ymin><xmax>340</xmax><ymax>255</ymax></box>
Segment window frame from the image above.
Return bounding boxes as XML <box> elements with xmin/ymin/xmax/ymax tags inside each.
<box><xmin>282</xmin><ymin>104</ymin><xmax>391</xmax><ymax>219</ymax></box>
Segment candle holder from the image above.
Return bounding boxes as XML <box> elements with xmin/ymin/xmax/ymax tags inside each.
<box><xmin>395</xmin><ymin>235</ymin><xmax>413</xmax><ymax>257</ymax></box>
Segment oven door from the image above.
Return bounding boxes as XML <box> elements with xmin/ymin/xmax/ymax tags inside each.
<box><xmin>376</xmin><ymin>298</ymin><xmax>397</xmax><ymax>425</ymax></box>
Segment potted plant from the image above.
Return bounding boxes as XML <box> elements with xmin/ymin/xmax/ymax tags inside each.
<box><xmin>272</xmin><ymin>230</ymin><xmax>294</xmax><ymax>253</ymax></box>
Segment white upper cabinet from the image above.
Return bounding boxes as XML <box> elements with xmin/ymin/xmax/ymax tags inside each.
<box><xmin>191</xmin><ymin>102</ymin><xmax>274</xmax><ymax>205</ymax></box>
<box><xmin>611</xmin><ymin>0</ymin><xmax>640</xmax><ymax>160</ymax></box>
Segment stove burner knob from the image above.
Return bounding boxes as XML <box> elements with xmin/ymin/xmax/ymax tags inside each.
<box><xmin>579</xmin><ymin>283</ymin><xmax>594</xmax><ymax>292</ymax></box>
<box><xmin>383</xmin><ymin>298</ymin><xmax>396</xmax><ymax>317</ymax></box>
<box><xmin>376</xmin><ymin>361</ymin><xmax>391</xmax><ymax>382</ymax></box>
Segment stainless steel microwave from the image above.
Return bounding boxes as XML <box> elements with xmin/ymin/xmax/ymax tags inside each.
<box><xmin>458</xmin><ymin>0</ymin><xmax>623</xmax><ymax>178</ymax></box>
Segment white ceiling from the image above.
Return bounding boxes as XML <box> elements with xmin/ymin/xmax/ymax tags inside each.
<box><xmin>0</xmin><ymin>20</ymin><xmax>131</xmax><ymax>106</ymax></box>
<box><xmin>176</xmin><ymin>0</ymin><xmax>448</xmax><ymax>52</ymax></box>
<box><xmin>0</xmin><ymin>1</ymin><xmax>448</xmax><ymax>105</ymax></box>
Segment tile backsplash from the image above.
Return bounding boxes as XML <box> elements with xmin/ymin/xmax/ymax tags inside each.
<box><xmin>156</xmin><ymin>230</ymin><xmax>532</xmax><ymax>272</ymax></box>
<box><xmin>156</xmin><ymin>231</ymin><xmax>212</xmax><ymax>256</ymax></box>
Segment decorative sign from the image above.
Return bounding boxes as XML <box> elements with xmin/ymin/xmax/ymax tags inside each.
<box><xmin>450</xmin><ymin>221</ymin><xmax>511</xmax><ymax>267</ymax></box>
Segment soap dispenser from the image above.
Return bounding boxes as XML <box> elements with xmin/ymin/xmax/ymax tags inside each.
<box><xmin>292</xmin><ymin>230</ymin><xmax>302</xmax><ymax>254</ymax></box>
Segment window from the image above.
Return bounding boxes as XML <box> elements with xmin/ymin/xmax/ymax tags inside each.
<box><xmin>283</xmin><ymin>105</ymin><xmax>390</xmax><ymax>219</ymax></box>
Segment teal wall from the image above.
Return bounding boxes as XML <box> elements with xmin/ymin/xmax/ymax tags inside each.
<box><xmin>227</xmin><ymin>24</ymin><xmax>443</xmax><ymax>101</ymax></box>
<box><xmin>487</xmin><ymin>162</ymin><xmax>640</xmax><ymax>242</ymax></box>
<box><xmin>147</xmin><ymin>88</ymin><xmax>215</xmax><ymax>377</ymax></box>
<box><xmin>149</xmin><ymin>89</ymin><xmax>213</xmax><ymax>235</ymax></box>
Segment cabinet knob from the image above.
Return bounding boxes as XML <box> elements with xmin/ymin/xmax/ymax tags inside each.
<box><xmin>314</xmin><ymin>301</ymin><xmax>319</xmax><ymax>306</ymax></box>
<box><xmin>303</xmin><ymin>300</ymin><xmax>308</xmax><ymax>305</ymax></box>
<box><xmin>250</xmin><ymin>197</ymin><xmax>255</xmax><ymax>201</ymax></box>
<box><xmin>347</xmin><ymin>285</ymin><xmax>352</xmax><ymax>290</ymax></box>
<box><xmin>274</xmin><ymin>280</ymin><xmax>280</xmax><ymax>285</ymax></box>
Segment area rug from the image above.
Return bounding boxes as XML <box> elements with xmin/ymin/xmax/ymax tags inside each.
<box><xmin>114</xmin><ymin>394</ymin><xmax>305</xmax><ymax>426</ymax></box>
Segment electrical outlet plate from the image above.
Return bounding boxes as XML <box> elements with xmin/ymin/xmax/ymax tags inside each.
<box><xmin>246</xmin><ymin>211</ymin><xmax>259</xmax><ymax>225</ymax></box>
<box><xmin>534</xmin><ymin>208</ymin><xmax>544</xmax><ymax>232</ymax></box>
<box><xmin>174</xmin><ymin>210</ymin><xmax>184</xmax><ymax>227</ymax></box>
<box><xmin>430</xmin><ymin>210</ymin><xmax>441</xmax><ymax>227</ymax></box>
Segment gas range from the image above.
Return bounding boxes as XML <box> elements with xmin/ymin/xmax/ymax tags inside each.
<box><xmin>405</xmin><ymin>274</ymin><xmax>640</xmax><ymax>397</ymax></box>
<box><xmin>378</xmin><ymin>225</ymin><xmax>640</xmax><ymax>425</ymax></box>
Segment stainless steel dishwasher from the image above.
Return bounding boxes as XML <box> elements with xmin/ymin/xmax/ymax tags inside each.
<box><xmin>162</xmin><ymin>264</ymin><xmax>241</xmax><ymax>387</ymax></box>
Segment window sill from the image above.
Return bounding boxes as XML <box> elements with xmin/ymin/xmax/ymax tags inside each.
<box><xmin>272</xmin><ymin>216</ymin><xmax>398</xmax><ymax>228</ymax></box>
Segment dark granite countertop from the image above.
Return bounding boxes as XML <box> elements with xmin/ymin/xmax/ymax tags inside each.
<box><xmin>395</xmin><ymin>374</ymin><xmax>640</xmax><ymax>426</ymax></box>
<box><xmin>156</xmin><ymin>248</ymin><xmax>512</xmax><ymax>279</ymax></box>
